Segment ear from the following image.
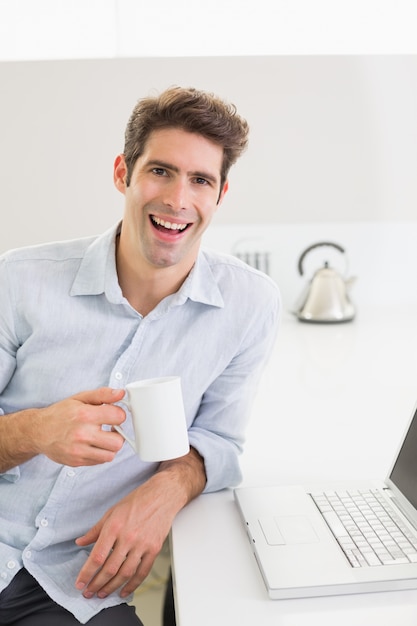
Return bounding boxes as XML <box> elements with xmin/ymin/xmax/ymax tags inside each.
<box><xmin>113</xmin><ymin>154</ymin><xmax>128</xmax><ymax>194</ymax></box>
<box><xmin>217</xmin><ymin>180</ymin><xmax>229</xmax><ymax>206</ymax></box>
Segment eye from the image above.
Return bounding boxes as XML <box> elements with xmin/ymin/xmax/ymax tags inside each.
<box><xmin>194</xmin><ymin>177</ymin><xmax>209</xmax><ymax>186</ymax></box>
<box><xmin>152</xmin><ymin>167</ymin><xmax>168</xmax><ymax>177</ymax></box>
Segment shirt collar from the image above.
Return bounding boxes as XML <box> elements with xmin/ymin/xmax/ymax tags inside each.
<box><xmin>70</xmin><ymin>222</ymin><xmax>120</xmax><ymax>298</ymax></box>
<box><xmin>178</xmin><ymin>251</ymin><xmax>224</xmax><ymax>308</ymax></box>
<box><xmin>70</xmin><ymin>222</ymin><xmax>224</xmax><ymax>309</ymax></box>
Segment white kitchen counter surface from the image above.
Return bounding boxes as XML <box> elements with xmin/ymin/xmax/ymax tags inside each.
<box><xmin>241</xmin><ymin>306</ymin><xmax>417</xmax><ymax>487</ymax></box>
<box><xmin>171</xmin><ymin>306</ymin><xmax>417</xmax><ymax>626</ymax></box>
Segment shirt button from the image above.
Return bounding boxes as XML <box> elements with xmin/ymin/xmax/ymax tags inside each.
<box><xmin>115</xmin><ymin>372</ymin><xmax>123</xmax><ymax>381</ymax></box>
<box><xmin>66</xmin><ymin>469</ymin><xmax>76</xmax><ymax>477</ymax></box>
<box><xmin>25</xmin><ymin>551</ymin><xmax>32</xmax><ymax>559</ymax></box>
<box><xmin>7</xmin><ymin>560</ymin><xmax>16</xmax><ymax>569</ymax></box>
<box><xmin>40</xmin><ymin>519</ymin><xmax>48</xmax><ymax>527</ymax></box>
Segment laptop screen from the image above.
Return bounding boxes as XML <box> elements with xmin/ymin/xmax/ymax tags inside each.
<box><xmin>389</xmin><ymin>407</ymin><xmax>417</xmax><ymax>509</ymax></box>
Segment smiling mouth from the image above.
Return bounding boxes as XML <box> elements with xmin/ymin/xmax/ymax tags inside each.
<box><xmin>150</xmin><ymin>215</ymin><xmax>190</xmax><ymax>233</ymax></box>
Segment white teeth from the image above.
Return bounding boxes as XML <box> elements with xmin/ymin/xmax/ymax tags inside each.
<box><xmin>151</xmin><ymin>216</ymin><xmax>188</xmax><ymax>231</ymax></box>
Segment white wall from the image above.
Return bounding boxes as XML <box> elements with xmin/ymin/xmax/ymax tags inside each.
<box><xmin>203</xmin><ymin>220</ymin><xmax>417</xmax><ymax>313</ymax></box>
<box><xmin>2</xmin><ymin>55</ymin><xmax>417</xmax><ymax>256</ymax></box>
<box><xmin>2</xmin><ymin>54</ymin><xmax>416</xmax><ymax>312</ymax></box>
<box><xmin>0</xmin><ymin>0</ymin><xmax>415</xmax><ymax>61</ymax></box>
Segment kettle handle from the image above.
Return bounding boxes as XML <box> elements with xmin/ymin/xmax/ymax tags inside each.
<box><xmin>298</xmin><ymin>241</ymin><xmax>346</xmax><ymax>276</ymax></box>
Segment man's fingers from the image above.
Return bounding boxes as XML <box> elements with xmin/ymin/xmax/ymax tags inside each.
<box><xmin>73</xmin><ymin>387</ymin><xmax>125</xmax><ymax>406</ymax></box>
<box><xmin>120</xmin><ymin>552</ymin><xmax>155</xmax><ymax>597</ymax></box>
<box><xmin>75</xmin><ymin>530</ymin><xmax>113</xmax><ymax>591</ymax></box>
<box><xmin>83</xmin><ymin>549</ymin><xmax>154</xmax><ymax>599</ymax></box>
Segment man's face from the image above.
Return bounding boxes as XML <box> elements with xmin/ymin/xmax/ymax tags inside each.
<box><xmin>114</xmin><ymin>127</ymin><xmax>227</xmax><ymax>274</ymax></box>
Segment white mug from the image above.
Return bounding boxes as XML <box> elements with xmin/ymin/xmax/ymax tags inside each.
<box><xmin>114</xmin><ymin>376</ymin><xmax>190</xmax><ymax>462</ymax></box>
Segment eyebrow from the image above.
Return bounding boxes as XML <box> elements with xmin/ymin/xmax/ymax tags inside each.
<box><xmin>147</xmin><ymin>159</ymin><xmax>219</xmax><ymax>185</ymax></box>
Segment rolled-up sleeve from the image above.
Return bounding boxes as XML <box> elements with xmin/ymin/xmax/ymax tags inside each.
<box><xmin>0</xmin><ymin>258</ymin><xmax>20</xmax><ymax>388</ymax></box>
<box><xmin>187</xmin><ymin>276</ymin><xmax>280</xmax><ymax>492</ymax></box>
<box><xmin>0</xmin><ymin>257</ymin><xmax>21</xmax><ymax>482</ymax></box>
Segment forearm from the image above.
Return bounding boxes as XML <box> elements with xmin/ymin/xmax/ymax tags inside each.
<box><xmin>0</xmin><ymin>409</ymin><xmax>40</xmax><ymax>472</ymax></box>
<box><xmin>153</xmin><ymin>446</ymin><xmax>207</xmax><ymax>512</ymax></box>
<box><xmin>75</xmin><ymin>446</ymin><xmax>207</xmax><ymax>599</ymax></box>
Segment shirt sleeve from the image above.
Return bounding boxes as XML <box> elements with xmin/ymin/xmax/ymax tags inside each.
<box><xmin>0</xmin><ymin>257</ymin><xmax>20</xmax><ymax>384</ymax></box>
<box><xmin>0</xmin><ymin>256</ymin><xmax>22</xmax><ymax>482</ymax></box>
<box><xmin>187</xmin><ymin>285</ymin><xmax>281</xmax><ymax>493</ymax></box>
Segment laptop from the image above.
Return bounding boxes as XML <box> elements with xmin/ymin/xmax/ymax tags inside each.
<box><xmin>234</xmin><ymin>401</ymin><xmax>417</xmax><ymax>599</ymax></box>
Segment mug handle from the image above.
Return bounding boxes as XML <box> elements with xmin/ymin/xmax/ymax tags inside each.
<box><xmin>113</xmin><ymin>401</ymin><xmax>137</xmax><ymax>452</ymax></box>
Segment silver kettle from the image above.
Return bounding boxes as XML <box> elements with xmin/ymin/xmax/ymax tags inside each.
<box><xmin>294</xmin><ymin>242</ymin><xmax>356</xmax><ymax>323</ymax></box>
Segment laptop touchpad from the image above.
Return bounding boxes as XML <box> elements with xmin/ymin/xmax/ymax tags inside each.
<box><xmin>259</xmin><ymin>515</ymin><xmax>319</xmax><ymax>545</ymax></box>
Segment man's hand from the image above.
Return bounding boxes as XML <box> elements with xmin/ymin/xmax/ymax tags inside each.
<box><xmin>35</xmin><ymin>387</ymin><xmax>127</xmax><ymax>466</ymax></box>
<box><xmin>74</xmin><ymin>447</ymin><xmax>207</xmax><ymax>599</ymax></box>
<box><xmin>0</xmin><ymin>387</ymin><xmax>126</xmax><ymax>471</ymax></box>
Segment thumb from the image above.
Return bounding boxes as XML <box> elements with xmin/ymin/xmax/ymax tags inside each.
<box><xmin>72</xmin><ymin>387</ymin><xmax>126</xmax><ymax>406</ymax></box>
<box><xmin>75</xmin><ymin>522</ymin><xmax>101</xmax><ymax>546</ymax></box>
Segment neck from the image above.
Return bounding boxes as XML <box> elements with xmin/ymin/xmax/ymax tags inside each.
<box><xmin>115</xmin><ymin>237</ymin><xmax>193</xmax><ymax>316</ymax></box>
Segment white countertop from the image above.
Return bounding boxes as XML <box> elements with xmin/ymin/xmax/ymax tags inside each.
<box><xmin>171</xmin><ymin>307</ymin><xmax>417</xmax><ymax>625</ymax></box>
<box><xmin>241</xmin><ymin>307</ymin><xmax>417</xmax><ymax>487</ymax></box>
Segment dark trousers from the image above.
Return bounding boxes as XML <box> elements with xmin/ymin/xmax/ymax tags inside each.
<box><xmin>0</xmin><ymin>568</ymin><xmax>143</xmax><ymax>626</ymax></box>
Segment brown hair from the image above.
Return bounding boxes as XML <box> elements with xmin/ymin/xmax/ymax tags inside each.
<box><xmin>123</xmin><ymin>86</ymin><xmax>249</xmax><ymax>189</ymax></box>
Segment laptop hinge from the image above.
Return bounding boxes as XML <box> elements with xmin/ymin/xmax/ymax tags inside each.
<box><xmin>385</xmin><ymin>491</ymin><xmax>417</xmax><ymax>532</ymax></box>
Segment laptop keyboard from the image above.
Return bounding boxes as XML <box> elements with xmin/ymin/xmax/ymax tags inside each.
<box><xmin>310</xmin><ymin>489</ymin><xmax>417</xmax><ymax>568</ymax></box>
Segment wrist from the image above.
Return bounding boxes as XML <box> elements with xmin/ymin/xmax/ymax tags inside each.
<box><xmin>154</xmin><ymin>446</ymin><xmax>207</xmax><ymax>508</ymax></box>
<box><xmin>0</xmin><ymin>408</ymin><xmax>43</xmax><ymax>471</ymax></box>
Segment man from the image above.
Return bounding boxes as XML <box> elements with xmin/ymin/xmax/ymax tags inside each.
<box><xmin>0</xmin><ymin>86</ymin><xmax>280</xmax><ymax>625</ymax></box>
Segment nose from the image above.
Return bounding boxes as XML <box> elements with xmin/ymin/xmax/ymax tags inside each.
<box><xmin>163</xmin><ymin>177</ymin><xmax>189</xmax><ymax>212</ymax></box>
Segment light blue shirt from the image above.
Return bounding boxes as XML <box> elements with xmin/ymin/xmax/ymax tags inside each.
<box><xmin>0</xmin><ymin>222</ymin><xmax>280</xmax><ymax>622</ymax></box>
